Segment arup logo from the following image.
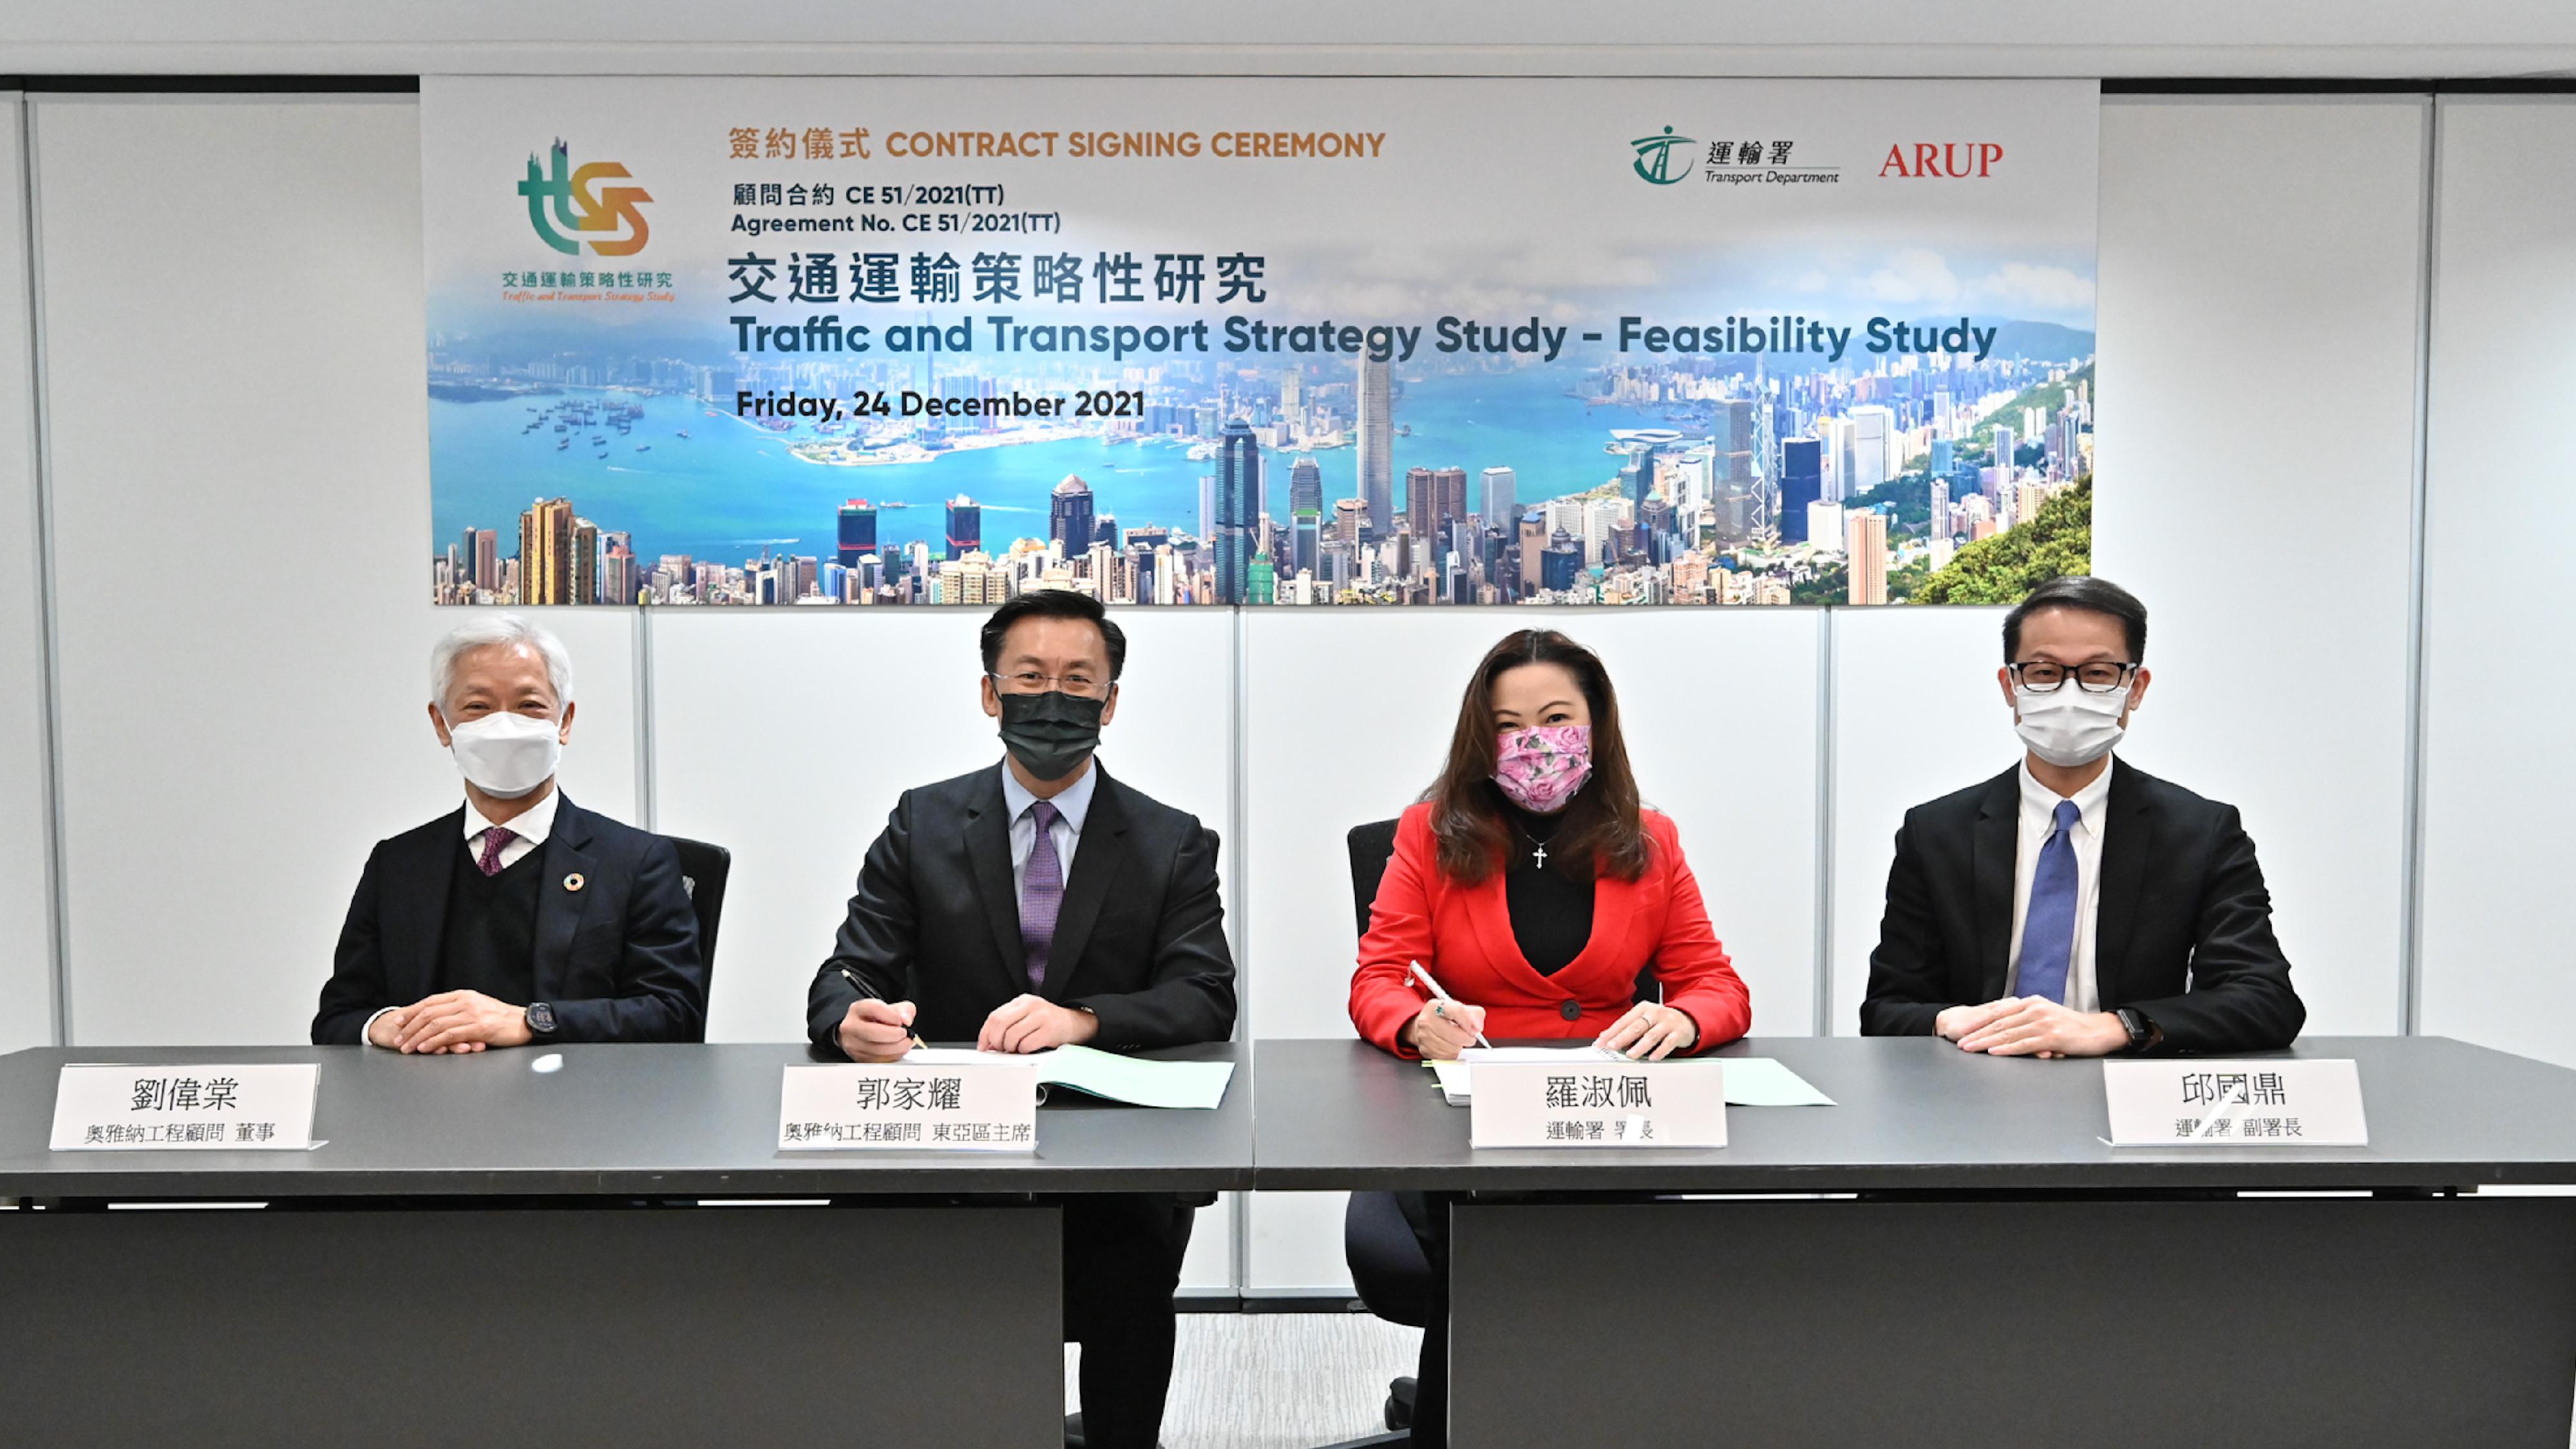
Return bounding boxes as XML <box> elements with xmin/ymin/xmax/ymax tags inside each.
<box><xmin>1629</xmin><ymin>126</ymin><xmax>1694</xmax><ymax>185</ymax></box>
<box><xmin>518</xmin><ymin>139</ymin><xmax>652</xmax><ymax>256</ymax></box>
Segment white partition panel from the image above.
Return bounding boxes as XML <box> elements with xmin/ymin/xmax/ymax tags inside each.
<box><xmin>2416</xmin><ymin>97</ymin><xmax>2576</xmax><ymax>1066</ymax></box>
<box><xmin>2091</xmin><ymin>97</ymin><xmax>2427</xmax><ymax>1034</ymax></box>
<box><xmin>33</xmin><ymin>99</ymin><xmax>645</xmax><ymax>1044</ymax></box>
<box><xmin>0</xmin><ymin>95</ymin><xmax>52</xmax><ymax>1051</ymax></box>
<box><xmin>1828</xmin><ymin>607</ymin><xmax>2015</xmax><ymax>1032</ymax></box>
<box><xmin>1242</xmin><ymin>607</ymin><xmax>1819</xmax><ymax>1292</ymax></box>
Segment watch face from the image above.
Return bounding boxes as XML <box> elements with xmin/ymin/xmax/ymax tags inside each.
<box><xmin>528</xmin><ymin>1002</ymin><xmax>556</xmax><ymax>1033</ymax></box>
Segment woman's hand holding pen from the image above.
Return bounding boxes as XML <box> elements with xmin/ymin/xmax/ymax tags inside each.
<box><xmin>837</xmin><ymin>998</ymin><xmax>918</xmax><ymax>1063</ymax></box>
<box><xmin>1401</xmin><ymin>998</ymin><xmax>1488</xmax><ymax>1060</ymax></box>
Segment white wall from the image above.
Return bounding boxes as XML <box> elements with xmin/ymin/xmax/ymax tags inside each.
<box><xmin>28</xmin><ymin>97</ymin><xmax>637</xmax><ymax>1044</ymax></box>
<box><xmin>0</xmin><ymin>95</ymin><xmax>53</xmax><ymax>1053</ymax></box>
<box><xmin>2416</xmin><ymin>97</ymin><xmax>2576</xmax><ymax>1067</ymax></box>
<box><xmin>2090</xmin><ymin>97</ymin><xmax>2429</xmax><ymax>1034</ymax></box>
<box><xmin>0</xmin><ymin>86</ymin><xmax>2535</xmax><ymax>1298</ymax></box>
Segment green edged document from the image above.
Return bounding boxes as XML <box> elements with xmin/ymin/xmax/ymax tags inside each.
<box><xmin>907</xmin><ymin>1045</ymin><xmax>1235</xmax><ymax>1109</ymax></box>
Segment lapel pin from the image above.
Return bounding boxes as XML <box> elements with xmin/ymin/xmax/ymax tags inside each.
<box><xmin>564</xmin><ymin>873</ymin><xmax>586</xmax><ymax>893</ymax></box>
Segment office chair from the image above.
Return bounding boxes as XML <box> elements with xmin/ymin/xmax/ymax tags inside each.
<box><xmin>1341</xmin><ymin>820</ymin><xmax>1426</xmax><ymax>1440</ymax></box>
<box><xmin>659</xmin><ymin>833</ymin><xmax>731</xmax><ymax>1043</ymax></box>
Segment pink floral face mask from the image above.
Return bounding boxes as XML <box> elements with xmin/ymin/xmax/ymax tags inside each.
<box><xmin>1493</xmin><ymin>725</ymin><xmax>1593</xmax><ymax>814</ymax></box>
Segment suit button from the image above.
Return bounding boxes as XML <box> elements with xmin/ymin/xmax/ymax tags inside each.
<box><xmin>1559</xmin><ymin>1000</ymin><xmax>1582</xmax><ymax>1021</ymax></box>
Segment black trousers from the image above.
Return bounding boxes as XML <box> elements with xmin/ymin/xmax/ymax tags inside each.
<box><xmin>1394</xmin><ymin>1191</ymin><xmax>1454</xmax><ymax>1449</ymax></box>
<box><xmin>1064</xmin><ymin>1193</ymin><xmax>1197</xmax><ymax>1449</ymax></box>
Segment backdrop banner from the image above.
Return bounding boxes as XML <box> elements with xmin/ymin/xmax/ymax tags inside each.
<box><xmin>422</xmin><ymin>77</ymin><xmax>2098</xmax><ymax>609</ymax></box>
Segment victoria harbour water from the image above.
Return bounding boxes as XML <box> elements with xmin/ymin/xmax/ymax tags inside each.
<box><xmin>428</xmin><ymin>366</ymin><xmax>1680</xmax><ymax>569</ymax></box>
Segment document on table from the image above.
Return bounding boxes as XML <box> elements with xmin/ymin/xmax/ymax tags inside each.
<box><xmin>904</xmin><ymin>1045</ymin><xmax>1234</xmax><ymax>1109</ymax></box>
<box><xmin>1428</xmin><ymin>1050</ymin><xmax>1833</xmax><ymax>1107</ymax></box>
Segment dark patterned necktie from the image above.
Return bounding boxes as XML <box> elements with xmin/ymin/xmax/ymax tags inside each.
<box><xmin>1019</xmin><ymin>800</ymin><xmax>1063</xmax><ymax>992</ymax></box>
<box><xmin>477</xmin><ymin>827</ymin><xmax>518</xmax><ymax>878</ymax></box>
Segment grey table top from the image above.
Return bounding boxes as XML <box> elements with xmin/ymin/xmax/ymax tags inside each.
<box><xmin>1246</xmin><ymin>1036</ymin><xmax>2576</xmax><ymax>1193</ymax></box>
<box><xmin>0</xmin><ymin>1043</ymin><xmax>1251</xmax><ymax>1199</ymax></box>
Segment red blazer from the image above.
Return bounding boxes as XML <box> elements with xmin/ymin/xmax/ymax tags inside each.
<box><xmin>1350</xmin><ymin>802</ymin><xmax>1752</xmax><ymax>1057</ymax></box>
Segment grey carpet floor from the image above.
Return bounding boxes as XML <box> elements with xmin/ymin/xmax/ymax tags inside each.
<box><xmin>1067</xmin><ymin>1311</ymin><xmax>1423</xmax><ymax>1449</ymax></box>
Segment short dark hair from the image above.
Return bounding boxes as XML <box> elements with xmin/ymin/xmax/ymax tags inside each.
<box><xmin>2003</xmin><ymin>575</ymin><xmax>2147</xmax><ymax>663</ymax></box>
<box><xmin>980</xmin><ymin>590</ymin><xmax>1126</xmax><ymax>681</ymax></box>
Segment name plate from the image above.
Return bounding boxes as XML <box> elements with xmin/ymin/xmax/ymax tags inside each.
<box><xmin>1468</xmin><ymin>1060</ymin><xmax>1726</xmax><ymax>1149</ymax></box>
<box><xmin>50</xmin><ymin>1063</ymin><xmax>320</xmax><ymax>1151</ymax></box>
<box><xmin>2103</xmin><ymin>1059</ymin><xmax>2366</xmax><ymax>1147</ymax></box>
<box><xmin>778</xmin><ymin>1061</ymin><xmax>1039</xmax><ymax>1152</ymax></box>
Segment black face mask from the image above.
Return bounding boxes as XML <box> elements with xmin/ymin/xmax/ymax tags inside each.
<box><xmin>995</xmin><ymin>688</ymin><xmax>1106</xmax><ymax>782</ymax></box>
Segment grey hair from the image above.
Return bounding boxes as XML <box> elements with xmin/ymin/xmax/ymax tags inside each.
<box><xmin>430</xmin><ymin>614</ymin><xmax>575</xmax><ymax>717</ymax></box>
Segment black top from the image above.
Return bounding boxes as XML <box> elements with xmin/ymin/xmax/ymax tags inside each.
<box><xmin>437</xmin><ymin>837</ymin><xmax>542</xmax><ymax>1003</ymax></box>
<box><xmin>310</xmin><ymin>797</ymin><xmax>708</xmax><ymax>1045</ymax></box>
<box><xmin>1859</xmin><ymin>757</ymin><xmax>2306</xmax><ymax>1054</ymax></box>
<box><xmin>1499</xmin><ymin>798</ymin><xmax>1594</xmax><ymax>976</ymax></box>
<box><xmin>807</xmin><ymin>763</ymin><xmax>1238</xmax><ymax>1054</ymax></box>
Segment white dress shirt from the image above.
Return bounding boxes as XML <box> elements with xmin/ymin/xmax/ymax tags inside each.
<box><xmin>2003</xmin><ymin>757</ymin><xmax>2113</xmax><ymax>1013</ymax></box>
<box><xmin>999</xmin><ymin>759</ymin><xmax>1096</xmax><ymax>905</ymax></box>
<box><xmin>361</xmin><ymin>790</ymin><xmax>562</xmax><ymax>1046</ymax></box>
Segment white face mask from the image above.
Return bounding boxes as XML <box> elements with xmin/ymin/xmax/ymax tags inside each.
<box><xmin>444</xmin><ymin>710</ymin><xmax>562</xmax><ymax>799</ymax></box>
<box><xmin>2012</xmin><ymin>683</ymin><xmax>2128</xmax><ymax>768</ymax></box>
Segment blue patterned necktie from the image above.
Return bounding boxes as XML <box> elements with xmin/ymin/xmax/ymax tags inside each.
<box><xmin>2017</xmin><ymin>799</ymin><xmax>2083</xmax><ymax>1003</ymax></box>
<box><xmin>1020</xmin><ymin>800</ymin><xmax>1063</xmax><ymax>992</ymax></box>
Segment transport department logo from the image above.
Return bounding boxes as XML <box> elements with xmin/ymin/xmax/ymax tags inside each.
<box><xmin>518</xmin><ymin>138</ymin><xmax>653</xmax><ymax>256</ymax></box>
<box><xmin>1629</xmin><ymin>126</ymin><xmax>1694</xmax><ymax>185</ymax></box>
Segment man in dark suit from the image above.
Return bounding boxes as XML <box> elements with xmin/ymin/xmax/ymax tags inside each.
<box><xmin>808</xmin><ymin>588</ymin><xmax>1235</xmax><ymax>1449</ymax></box>
<box><xmin>1862</xmin><ymin>575</ymin><xmax>2304</xmax><ymax>1056</ymax></box>
<box><xmin>313</xmin><ymin>616</ymin><xmax>705</xmax><ymax>1051</ymax></box>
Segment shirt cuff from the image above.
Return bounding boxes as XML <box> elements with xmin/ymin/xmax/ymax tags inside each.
<box><xmin>361</xmin><ymin>1006</ymin><xmax>400</xmax><ymax>1048</ymax></box>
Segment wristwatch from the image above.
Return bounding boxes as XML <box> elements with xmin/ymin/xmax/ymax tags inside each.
<box><xmin>2114</xmin><ymin>1007</ymin><xmax>2157</xmax><ymax>1053</ymax></box>
<box><xmin>525</xmin><ymin>1001</ymin><xmax>558</xmax><ymax>1037</ymax></box>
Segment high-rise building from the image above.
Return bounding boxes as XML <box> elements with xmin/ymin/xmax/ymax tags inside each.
<box><xmin>1355</xmin><ymin>355</ymin><xmax>1392</xmax><ymax>536</ymax></box>
<box><xmin>1289</xmin><ymin>457</ymin><xmax>1322</xmax><ymax>515</ymax></box>
<box><xmin>1048</xmin><ymin>475</ymin><xmax>1095</xmax><ymax>558</ymax></box>
<box><xmin>1929</xmin><ymin>479</ymin><xmax>1951</xmax><ymax>542</ymax></box>
<box><xmin>469</xmin><ymin>527</ymin><xmax>498</xmax><ymax>596</ymax></box>
<box><xmin>1432</xmin><ymin>467</ymin><xmax>1467</xmax><ymax>535</ymax></box>
<box><xmin>1991</xmin><ymin>424</ymin><xmax>2018</xmax><ymax>489</ymax></box>
<box><xmin>1807</xmin><ymin>501</ymin><xmax>1845</xmax><ymax>554</ymax></box>
<box><xmin>1517</xmin><ymin>511</ymin><xmax>1548</xmax><ymax>595</ymax></box>
<box><xmin>837</xmin><ymin>500</ymin><xmax>878</xmax><ymax>570</ymax></box>
<box><xmin>602</xmin><ymin>544</ymin><xmax>636</xmax><ymax>607</ymax></box>
<box><xmin>1198</xmin><ymin>473</ymin><xmax>1217</xmax><ymax>544</ymax></box>
<box><xmin>945</xmin><ymin>495</ymin><xmax>981</xmax><ymax>560</ymax></box>
<box><xmin>1280</xmin><ymin>368</ymin><xmax>1301</xmax><ymax>418</ymax></box>
<box><xmin>1213</xmin><ymin>419</ymin><xmax>1262</xmax><ymax>603</ymax></box>
<box><xmin>1332</xmin><ymin>497</ymin><xmax>1365</xmax><ymax>545</ymax></box>
<box><xmin>1541</xmin><ymin>530</ymin><xmax>1582</xmax><ymax>592</ymax></box>
<box><xmin>1479</xmin><ymin>467</ymin><xmax>1516</xmax><ymax>528</ymax></box>
<box><xmin>1247</xmin><ymin>552</ymin><xmax>1276</xmax><ymax>605</ymax></box>
<box><xmin>1850</xmin><ymin>405</ymin><xmax>1895</xmax><ymax>494</ymax></box>
<box><xmin>1779</xmin><ymin>438</ymin><xmax>1823</xmax><ymax>544</ymax></box>
<box><xmin>571</xmin><ymin>519</ymin><xmax>600</xmax><ymax>604</ymax></box>
<box><xmin>1846</xmin><ymin>509</ymin><xmax>1889</xmax><ymax>605</ymax></box>
<box><xmin>1403</xmin><ymin>467</ymin><xmax>1435</xmax><ymax>542</ymax></box>
<box><xmin>516</xmin><ymin>497</ymin><xmax>574</xmax><ymax>605</ymax></box>
<box><xmin>1293</xmin><ymin>509</ymin><xmax>1320</xmax><ymax>581</ymax></box>
<box><xmin>1819</xmin><ymin>415</ymin><xmax>1852</xmax><ymax>504</ymax></box>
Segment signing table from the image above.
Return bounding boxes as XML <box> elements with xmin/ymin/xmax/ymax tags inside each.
<box><xmin>0</xmin><ymin>1042</ymin><xmax>1249</xmax><ymax>1448</ymax></box>
<box><xmin>1251</xmin><ymin>1036</ymin><xmax>2576</xmax><ymax>1449</ymax></box>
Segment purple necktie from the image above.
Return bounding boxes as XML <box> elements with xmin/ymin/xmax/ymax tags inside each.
<box><xmin>477</xmin><ymin>827</ymin><xmax>518</xmax><ymax>878</ymax></box>
<box><xmin>1019</xmin><ymin>800</ymin><xmax>1063</xmax><ymax>992</ymax></box>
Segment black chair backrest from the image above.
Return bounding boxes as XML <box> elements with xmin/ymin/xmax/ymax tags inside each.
<box><xmin>1346</xmin><ymin>819</ymin><xmax>1401</xmax><ymax>940</ymax></box>
<box><xmin>660</xmin><ymin>834</ymin><xmax>731</xmax><ymax>1043</ymax></box>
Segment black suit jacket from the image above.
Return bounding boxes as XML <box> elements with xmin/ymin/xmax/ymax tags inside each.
<box><xmin>312</xmin><ymin>796</ymin><xmax>707</xmax><ymax>1045</ymax></box>
<box><xmin>806</xmin><ymin>762</ymin><xmax>1237</xmax><ymax>1054</ymax></box>
<box><xmin>1860</xmin><ymin>759</ymin><xmax>2305</xmax><ymax>1054</ymax></box>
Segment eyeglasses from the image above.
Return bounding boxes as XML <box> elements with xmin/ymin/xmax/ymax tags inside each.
<box><xmin>990</xmin><ymin>670</ymin><xmax>1110</xmax><ymax>700</ymax></box>
<box><xmin>2009</xmin><ymin>660</ymin><xmax>2139</xmax><ymax>694</ymax></box>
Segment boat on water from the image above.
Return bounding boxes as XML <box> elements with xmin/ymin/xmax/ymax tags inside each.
<box><xmin>634</xmin><ymin>444</ymin><xmax>652</xmax><ymax>452</ymax></box>
<box><xmin>676</xmin><ymin>430</ymin><xmax>690</xmax><ymax>439</ymax></box>
<box><xmin>556</xmin><ymin>439</ymin><xmax>569</xmax><ymax>450</ymax></box>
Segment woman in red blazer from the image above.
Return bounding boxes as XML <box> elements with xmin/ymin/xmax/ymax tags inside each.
<box><xmin>1349</xmin><ymin>628</ymin><xmax>1751</xmax><ymax>1062</ymax></box>
<box><xmin>1349</xmin><ymin>627</ymin><xmax>1751</xmax><ymax>1448</ymax></box>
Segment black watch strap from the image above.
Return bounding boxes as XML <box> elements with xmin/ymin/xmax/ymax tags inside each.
<box><xmin>2116</xmin><ymin>1007</ymin><xmax>2153</xmax><ymax>1052</ymax></box>
<box><xmin>526</xmin><ymin>1001</ymin><xmax>558</xmax><ymax>1036</ymax></box>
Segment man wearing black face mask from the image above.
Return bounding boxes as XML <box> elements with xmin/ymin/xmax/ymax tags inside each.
<box><xmin>807</xmin><ymin>587</ymin><xmax>1236</xmax><ymax>1449</ymax></box>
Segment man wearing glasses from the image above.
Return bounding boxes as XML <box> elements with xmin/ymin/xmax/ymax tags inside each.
<box><xmin>808</xmin><ymin>587</ymin><xmax>1235</xmax><ymax>1449</ymax></box>
<box><xmin>1861</xmin><ymin>575</ymin><xmax>2304</xmax><ymax>1057</ymax></box>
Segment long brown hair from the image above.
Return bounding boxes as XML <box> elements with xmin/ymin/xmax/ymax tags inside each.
<box><xmin>1425</xmin><ymin>629</ymin><xmax>1649</xmax><ymax>886</ymax></box>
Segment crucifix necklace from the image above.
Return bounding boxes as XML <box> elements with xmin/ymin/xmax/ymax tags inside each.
<box><xmin>1511</xmin><ymin>819</ymin><xmax>1554</xmax><ymax>870</ymax></box>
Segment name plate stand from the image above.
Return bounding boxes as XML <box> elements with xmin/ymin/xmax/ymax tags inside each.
<box><xmin>50</xmin><ymin>1063</ymin><xmax>321</xmax><ymax>1151</ymax></box>
<box><xmin>1468</xmin><ymin>1060</ymin><xmax>1726</xmax><ymax>1149</ymax></box>
<box><xmin>2102</xmin><ymin>1059</ymin><xmax>2367</xmax><ymax>1147</ymax></box>
<box><xmin>779</xmin><ymin>1061</ymin><xmax>1039</xmax><ymax>1152</ymax></box>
